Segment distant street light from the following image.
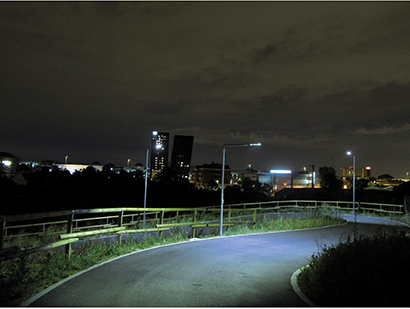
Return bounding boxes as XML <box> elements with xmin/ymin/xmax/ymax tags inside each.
<box><xmin>347</xmin><ymin>151</ymin><xmax>356</xmax><ymax>218</ymax></box>
<box><xmin>127</xmin><ymin>159</ymin><xmax>131</xmax><ymax>169</ymax></box>
<box><xmin>220</xmin><ymin>143</ymin><xmax>262</xmax><ymax>236</ymax></box>
<box><xmin>65</xmin><ymin>156</ymin><xmax>68</xmax><ymax>164</ymax></box>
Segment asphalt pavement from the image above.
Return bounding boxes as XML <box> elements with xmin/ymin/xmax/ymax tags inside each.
<box><xmin>24</xmin><ymin>215</ymin><xmax>409</xmax><ymax>307</ymax></box>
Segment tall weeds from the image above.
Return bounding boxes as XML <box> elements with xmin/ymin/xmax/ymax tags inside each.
<box><xmin>298</xmin><ymin>231</ymin><xmax>410</xmax><ymax>306</ymax></box>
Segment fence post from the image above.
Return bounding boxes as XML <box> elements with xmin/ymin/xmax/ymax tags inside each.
<box><xmin>192</xmin><ymin>208</ymin><xmax>197</xmax><ymax>238</ymax></box>
<box><xmin>159</xmin><ymin>209</ymin><xmax>165</xmax><ymax>237</ymax></box>
<box><xmin>118</xmin><ymin>209</ymin><xmax>124</xmax><ymax>245</ymax></box>
<box><xmin>0</xmin><ymin>216</ymin><xmax>5</xmax><ymax>250</ymax></box>
<box><xmin>119</xmin><ymin>209</ymin><xmax>124</xmax><ymax>227</ymax></box>
<box><xmin>66</xmin><ymin>211</ymin><xmax>74</xmax><ymax>257</ymax></box>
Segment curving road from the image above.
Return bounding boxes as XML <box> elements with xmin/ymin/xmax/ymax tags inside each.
<box><xmin>25</xmin><ymin>215</ymin><xmax>409</xmax><ymax>307</ymax></box>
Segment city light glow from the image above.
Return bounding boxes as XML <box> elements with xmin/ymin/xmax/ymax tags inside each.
<box><xmin>2</xmin><ymin>160</ymin><xmax>12</xmax><ymax>166</ymax></box>
<box><xmin>270</xmin><ymin>170</ymin><xmax>292</xmax><ymax>174</ymax></box>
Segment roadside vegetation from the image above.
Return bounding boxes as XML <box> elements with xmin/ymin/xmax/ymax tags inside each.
<box><xmin>225</xmin><ymin>213</ymin><xmax>344</xmax><ymax>236</ymax></box>
<box><xmin>0</xmin><ymin>213</ymin><xmax>344</xmax><ymax>306</ymax></box>
<box><xmin>297</xmin><ymin>227</ymin><xmax>410</xmax><ymax>306</ymax></box>
<box><xmin>360</xmin><ymin>210</ymin><xmax>410</xmax><ymax>226</ymax></box>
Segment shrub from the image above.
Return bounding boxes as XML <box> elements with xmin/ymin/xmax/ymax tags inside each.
<box><xmin>298</xmin><ymin>231</ymin><xmax>410</xmax><ymax>306</ymax></box>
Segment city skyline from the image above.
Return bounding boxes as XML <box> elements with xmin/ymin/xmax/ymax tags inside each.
<box><xmin>171</xmin><ymin>134</ymin><xmax>194</xmax><ymax>179</ymax></box>
<box><xmin>150</xmin><ymin>131</ymin><xmax>169</xmax><ymax>178</ymax></box>
<box><xmin>1</xmin><ymin>2</ymin><xmax>410</xmax><ymax>178</ymax></box>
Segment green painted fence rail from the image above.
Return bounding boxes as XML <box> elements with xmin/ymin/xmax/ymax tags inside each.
<box><xmin>0</xmin><ymin>200</ymin><xmax>404</xmax><ymax>261</ymax></box>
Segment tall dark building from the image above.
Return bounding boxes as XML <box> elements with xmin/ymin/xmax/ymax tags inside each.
<box><xmin>150</xmin><ymin>131</ymin><xmax>169</xmax><ymax>178</ymax></box>
<box><xmin>171</xmin><ymin>135</ymin><xmax>194</xmax><ymax>179</ymax></box>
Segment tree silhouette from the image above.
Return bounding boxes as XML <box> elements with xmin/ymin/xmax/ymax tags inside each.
<box><xmin>319</xmin><ymin>166</ymin><xmax>343</xmax><ymax>190</ymax></box>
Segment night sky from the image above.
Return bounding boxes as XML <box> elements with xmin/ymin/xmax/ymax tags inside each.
<box><xmin>2</xmin><ymin>2</ymin><xmax>410</xmax><ymax>178</ymax></box>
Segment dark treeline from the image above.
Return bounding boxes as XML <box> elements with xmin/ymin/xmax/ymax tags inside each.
<box><xmin>0</xmin><ymin>165</ymin><xmax>270</xmax><ymax>216</ymax></box>
<box><xmin>4</xmin><ymin>164</ymin><xmax>407</xmax><ymax>216</ymax></box>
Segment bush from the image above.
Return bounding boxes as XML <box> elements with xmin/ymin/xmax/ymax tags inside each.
<box><xmin>298</xmin><ymin>231</ymin><xmax>410</xmax><ymax>306</ymax></box>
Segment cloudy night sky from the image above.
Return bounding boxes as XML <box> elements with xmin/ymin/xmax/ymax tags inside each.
<box><xmin>1</xmin><ymin>1</ymin><xmax>410</xmax><ymax>178</ymax></box>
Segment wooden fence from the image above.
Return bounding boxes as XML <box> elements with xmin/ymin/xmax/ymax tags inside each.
<box><xmin>0</xmin><ymin>200</ymin><xmax>404</xmax><ymax>262</ymax></box>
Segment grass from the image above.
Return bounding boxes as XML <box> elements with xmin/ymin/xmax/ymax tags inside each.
<box><xmin>1</xmin><ymin>213</ymin><xmax>344</xmax><ymax>306</ymax></box>
<box><xmin>363</xmin><ymin>211</ymin><xmax>410</xmax><ymax>226</ymax></box>
<box><xmin>226</xmin><ymin>213</ymin><xmax>345</xmax><ymax>236</ymax></box>
<box><xmin>297</xmin><ymin>230</ymin><xmax>410</xmax><ymax>306</ymax></box>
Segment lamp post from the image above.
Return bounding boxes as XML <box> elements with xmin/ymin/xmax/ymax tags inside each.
<box><xmin>65</xmin><ymin>156</ymin><xmax>68</xmax><ymax>164</ymax></box>
<box><xmin>127</xmin><ymin>159</ymin><xmax>131</xmax><ymax>169</ymax></box>
<box><xmin>220</xmin><ymin>143</ymin><xmax>261</xmax><ymax>236</ymax></box>
<box><xmin>309</xmin><ymin>164</ymin><xmax>315</xmax><ymax>188</ymax></box>
<box><xmin>347</xmin><ymin>151</ymin><xmax>356</xmax><ymax>217</ymax></box>
<box><xmin>143</xmin><ymin>148</ymin><xmax>150</xmax><ymax>229</ymax></box>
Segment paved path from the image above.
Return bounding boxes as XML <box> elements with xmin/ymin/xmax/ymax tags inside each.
<box><xmin>25</xmin><ymin>216</ymin><xmax>408</xmax><ymax>307</ymax></box>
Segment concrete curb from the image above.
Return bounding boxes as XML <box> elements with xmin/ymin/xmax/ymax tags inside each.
<box><xmin>290</xmin><ymin>266</ymin><xmax>316</xmax><ymax>306</ymax></box>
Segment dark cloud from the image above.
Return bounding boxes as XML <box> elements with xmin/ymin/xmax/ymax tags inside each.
<box><xmin>1</xmin><ymin>2</ymin><xmax>410</xmax><ymax>177</ymax></box>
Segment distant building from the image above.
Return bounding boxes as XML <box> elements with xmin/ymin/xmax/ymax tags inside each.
<box><xmin>241</xmin><ymin>165</ymin><xmax>259</xmax><ymax>182</ymax></box>
<box><xmin>171</xmin><ymin>135</ymin><xmax>194</xmax><ymax>179</ymax></box>
<box><xmin>340</xmin><ymin>166</ymin><xmax>371</xmax><ymax>179</ymax></box>
<box><xmin>291</xmin><ymin>170</ymin><xmax>318</xmax><ymax>189</ymax></box>
<box><xmin>231</xmin><ymin>166</ymin><xmax>260</xmax><ymax>185</ymax></box>
<box><xmin>375</xmin><ymin>174</ymin><xmax>409</xmax><ymax>187</ymax></box>
<box><xmin>150</xmin><ymin>131</ymin><xmax>170</xmax><ymax>178</ymax></box>
<box><xmin>192</xmin><ymin>163</ymin><xmax>231</xmax><ymax>186</ymax></box>
<box><xmin>235</xmin><ymin>169</ymin><xmax>320</xmax><ymax>190</ymax></box>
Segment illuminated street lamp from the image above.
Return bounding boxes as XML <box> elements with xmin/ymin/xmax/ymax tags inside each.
<box><xmin>220</xmin><ymin>143</ymin><xmax>261</xmax><ymax>236</ymax></box>
<box><xmin>127</xmin><ymin>159</ymin><xmax>131</xmax><ymax>169</ymax></box>
<box><xmin>65</xmin><ymin>156</ymin><xmax>68</xmax><ymax>164</ymax></box>
<box><xmin>347</xmin><ymin>151</ymin><xmax>356</xmax><ymax>217</ymax></box>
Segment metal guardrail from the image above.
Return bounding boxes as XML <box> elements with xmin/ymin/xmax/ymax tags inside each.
<box><xmin>0</xmin><ymin>200</ymin><xmax>404</xmax><ymax>261</ymax></box>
